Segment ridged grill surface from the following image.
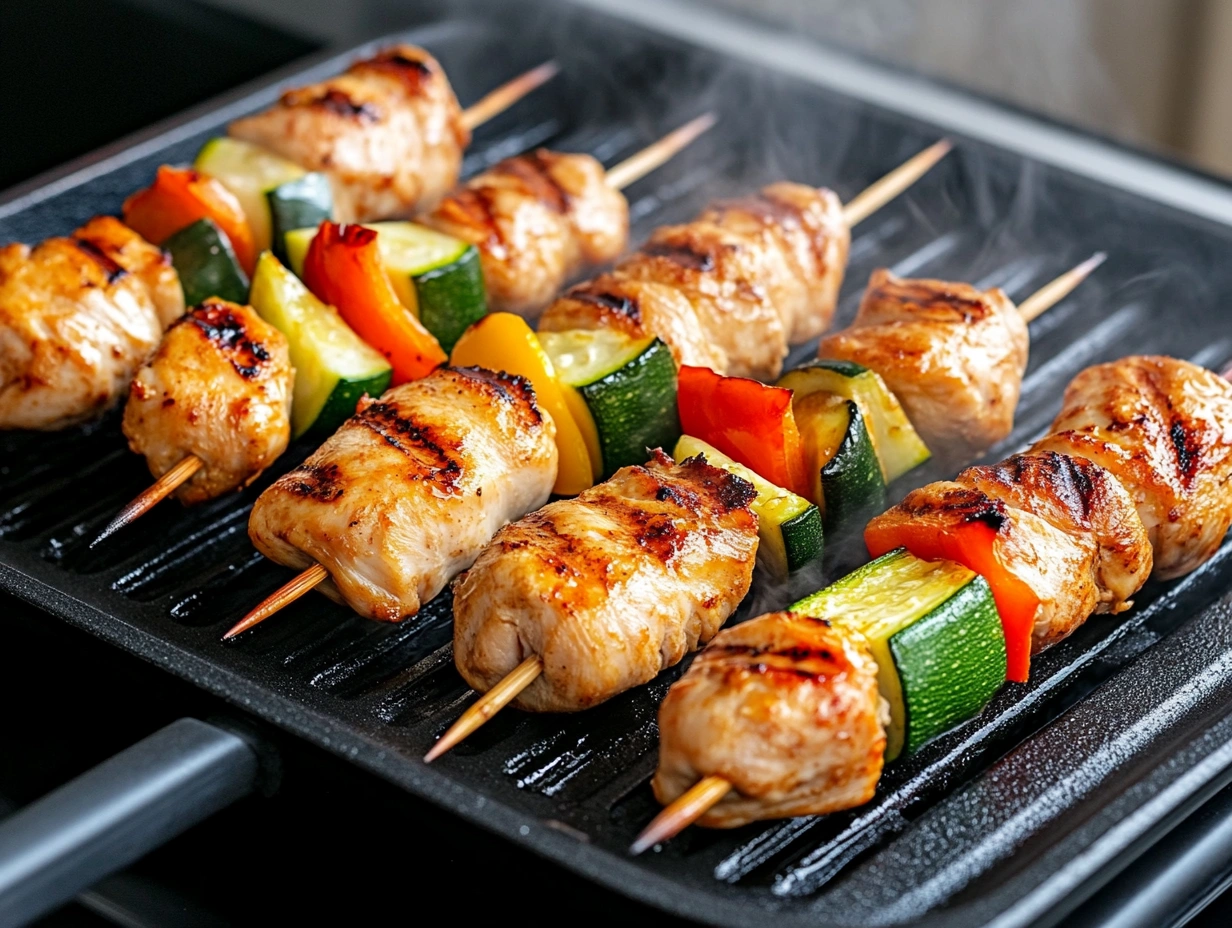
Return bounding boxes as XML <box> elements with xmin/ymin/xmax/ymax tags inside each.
<box><xmin>4</xmin><ymin>10</ymin><xmax>1232</xmax><ymax>928</ymax></box>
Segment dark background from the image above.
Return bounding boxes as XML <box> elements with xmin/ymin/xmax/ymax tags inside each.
<box><xmin>3</xmin><ymin>1</ymin><xmax>1232</xmax><ymax>926</ymax></box>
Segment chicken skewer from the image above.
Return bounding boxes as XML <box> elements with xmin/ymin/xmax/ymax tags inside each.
<box><xmin>94</xmin><ymin>121</ymin><xmax>714</xmax><ymax>542</ymax></box>
<box><xmin>417</xmin><ymin>256</ymin><xmax>1104</xmax><ymax>760</ymax></box>
<box><xmin>228</xmin><ymin>47</ymin><xmax>560</xmax><ymax>223</ymax></box>
<box><xmin>539</xmin><ymin>139</ymin><xmax>954</xmax><ymax>378</ymax></box>
<box><xmin>634</xmin><ymin>354</ymin><xmax>1232</xmax><ymax>850</ymax></box>
<box><xmin>224</xmin><ymin>366</ymin><xmax>557</xmax><ymax>639</ymax></box>
<box><xmin>421</xmin><ymin>113</ymin><xmax>716</xmax><ymax>316</ymax></box>
<box><xmin>424</xmin><ymin>450</ymin><xmax>760</xmax><ymax>762</ymax></box>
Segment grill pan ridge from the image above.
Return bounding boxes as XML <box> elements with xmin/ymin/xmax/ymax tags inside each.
<box><xmin>4</xmin><ymin>5</ymin><xmax>1232</xmax><ymax>926</ymax></box>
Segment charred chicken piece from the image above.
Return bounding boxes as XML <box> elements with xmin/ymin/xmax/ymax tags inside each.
<box><xmin>865</xmin><ymin>480</ymin><xmax>1108</xmax><ymax>654</ymax></box>
<box><xmin>229</xmin><ymin>44</ymin><xmax>468</xmax><ymax>222</ymax></box>
<box><xmin>451</xmin><ymin>451</ymin><xmax>760</xmax><ymax>712</ymax></box>
<box><xmin>122</xmin><ymin>301</ymin><xmax>293</xmax><ymax>505</ymax></box>
<box><xmin>818</xmin><ymin>269</ymin><xmax>1029</xmax><ymax>460</ymax></box>
<box><xmin>957</xmin><ymin>450</ymin><xmax>1152</xmax><ymax>615</ymax></box>
<box><xmin>539</xmin><ymin>183</ymin><xmax>849</xmax><ymax>379</ymax></box>
<box><xmin>0</xmin><ymin>217</ymin><xmax>184</xmax><ymax>431</ymax></box>
<box><xmin>652</xmin><ymin>612</ymin><xmax>886</xmax><ymax>828</ymax></box>
<box><xmin>1033</xmin><ymin>355</ymin><xmax>1232</xmax><ymax>579</ymax></box>
<box><xmin>423</xmin><ymin>150</ymin><xmax>629</xmax><ymax>317</ymax></box>
<box><xmin>248</xmin><ymin>367</ymin><xmax>558</xmax><ymax>622</ymax></box>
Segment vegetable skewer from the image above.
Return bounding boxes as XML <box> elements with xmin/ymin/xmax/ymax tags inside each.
<box><xmin>633</xmin><ymin>354</ymin><xmax>1232</xmax><ymax>851</ymax></box>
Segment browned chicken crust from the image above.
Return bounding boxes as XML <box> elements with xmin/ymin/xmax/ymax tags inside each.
<box><xmin>818</xmin><ymin>268</ymin><xmax>1029</xmax><ymax>460</ymax></box>
<box><xmin>122</xmin><ymin>301</ymin><xmax>293</xmax><ymax>505</ymax></box>
<box><xmin>451</xmin><ymin>451</ymin><xmax>759</xmax><ymax>712</ymax></box>
<box><xmin>653</xmin><ymin>612</ymin><xmax>886</xmax><ymax>828</ymax></box>
<box><xmin>229</xmin><ymin>44</ymin><xmax>468</xmax><ymax>222</ymax></box>
<box><xmin>248</xmin><ymin>367</ymin><xmax>557</xmax><ymax>622</ymax></box>
<box><xmin>423</xmin><ymin>150</ymin><xmax>629</xmax><ymax>317</ymax></box>
<box><xmin>539</xmin><ymin>183</ymin><xmax>849</xmax><ymax>379</ymax></box>
<box><xmin>1034</xmin><ymin>356</ymin><xmax>1232</xmax><ymax>579</ymax></box>
<box><xmin>0</xmin><ymin>217</ymin><xmax>184</xmax><ymax>430</ymax></box>
<box><xmin>957</xmin><ymin>450</ymin><xmax>1152</xmax><ymax>615</ymax></box>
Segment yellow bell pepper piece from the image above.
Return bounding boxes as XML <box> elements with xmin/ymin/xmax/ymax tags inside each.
<box><xmin>450</xmin><ymin>313</ymin><xmax>599</xmax><ymax>495</ymax></box>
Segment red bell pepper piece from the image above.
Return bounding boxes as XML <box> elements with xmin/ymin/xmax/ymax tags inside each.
<box><xmin>122</xmin><ymin>166</ymin><xmax>256</xmax><ymax>275</ymax></box>
<box><xmin>864</xmin><ymin>517</ymin><xmax>1040</xmax><ymax>682</ymax></box>
<box><xmin>677</xmin><ymin>365</ymin><xmax>810</xmax><ymax>498</ymax></box>
<box><xmin>302</xmin><ymin>222</ymin><xmax>447</xmax><ymax>384</ymax></box>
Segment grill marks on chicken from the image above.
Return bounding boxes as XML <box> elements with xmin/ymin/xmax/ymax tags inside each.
<box><xmin>1034</xmin><ymin>356</ymin><xmax>1232</xmax><ymax>579</ymax></box>
<box><xmin>653</xmin><ymin>613</ymin><xmax>886</xmax><ymax>828</ymax></box>
<box><xmin>451</xmin><ymin>452</ymin><xmax>759</xmax><ymax>712</ymax></box>
<box><xmin>0</xmin><ymin>217</ymin><xmax>184</xmax><ymax>430</ymax></box>
<box><xmin>423</xmin><ymin>149</ymin><xmax>629</xmax><ymax>316</ymax></box>
<box><xmin>539</xmin><ymin>183</ymin><xmax>849</xmax><ymax>378</ymax></box>
<box><xmin>248</xmin><ymin>367</ymin><xmax>557</xmax><ymax>622</ymax></box>
<box><xmin>228</xmin><ymin>44</ymin><xmax>468</xmax><ymax>222</ymax></box>
<box><xmin>122</xmin><ymin>301</ymin><xmax>293</xmax><ymax>506</ymax></box>
<box><xmin>818</xmin><ymin>269</ymin><xmax>1029</xmax><ymax>460</ymax></box>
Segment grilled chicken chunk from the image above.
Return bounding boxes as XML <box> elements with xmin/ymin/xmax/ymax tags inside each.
<box><xmin>122</xmin><ymin>301</ymin><xmax>293</xmax><ymax>505</ymax></box>
<box><xmin>452</xmin><ymin>451</ymin><xmax>759</xmax><ymax>712</ymax></box>
<box><xmin>249</xmin><ymin>367</ymin><xmax>557</xmax><ymax>621</ymax></box>
<box><xmin>653</xmin><ymin>612</ymin><xmax>886</xmax><ymax>828</ymax></box>
<box><xmin>538</xmin><ymin>273</ymin><xmax>725</xmax><ymax>370</ymax></box>
<box><xmin>539</xmin><ymin>184</ymin><xmax>848</xmax><ymax>379</ymax></box>
<box><xmin>0</xmin><ymin>217</ymin><xmax>184</xmax><ymax>431</ymax></box>
<box><xmin>957</xmin><ymin>451</ymin><xmax>1152</xmax><ymax>615</ymax></box>
<box><xmin>1034</xmin><ymin>356</ymin><xmax>1232</xmax><ymax>579</ymax></box>
<box><xmin>423</xmin><ymin>150</ymin><xmax>629</xmax><ymax>317</ymax></box>
<box><xmin>865</xmin><ymin>481</ymin><xmax>1103</xmax><ymax>653</ymax></box>
<box><xmin>818</xmin><ymin>269</ymin><xmax>1029</xmax><ymax>460</ymax></box>
<box><xmin>229</xmin><ymin>45</ymin><xmax>468</xmax><ymax>222</ymax></box>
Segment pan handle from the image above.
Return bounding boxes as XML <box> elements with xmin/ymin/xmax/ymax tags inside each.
<box><xmin>0</xmin><ymin>717</ymin><xmax>261</xmax><ymax>928</ymax></box>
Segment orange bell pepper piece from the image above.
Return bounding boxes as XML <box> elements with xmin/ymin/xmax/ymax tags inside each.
<box><xmin>302</xmin><ymin>222</ymin><xmax>447</xmax><ymax>385</ymax></box>
<box><xmin>865</xmin><ymin>518</ymin><xmax>1040</xmax><ymax>682</ymax></box>
<box><xmin>123</xmin><ymin>166</ymin><xmax>256</xmax><ymax>274</ymax></box>
<box><xmin>677</xmin><ymin>365</ymin><xmax>810</xmax><ymax>499</ymax></box>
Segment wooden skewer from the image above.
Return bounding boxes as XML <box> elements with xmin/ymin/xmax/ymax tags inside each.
<box><xmin>604</xmin><ymin>113</ymin><xmax>718</xmax><ymax>192</ymax></box>
<box><xmin>459</xmin><ymin>61</ymin><xmax>561</xmax><ymax>132</ymax></box>
<box><xmin>842</xmin><ymin>139</ymin><xmax>953</xmax><ymax>228</ymax></box>
<box><xmin>90</xmin><ymin>454</ymin><xmax>203</xmax><ymax>548</ymax></box>
<box><xmin>1017</xmin><ymin>252</ymin><xmax>1107</xmax><ymax>323</ymax></box>
<box><xmin>629</xmin><ymin>775</ymin><xmax>733</xmax><ymax>855</ymax></box>
<box><xmin>423</xmin><ymin>655</ymin><xmax>544</xmax><ymax>762</ymax></box>
<box><xmin>222</xmin><ymin>563</ymin><xmax>329</xmax><ymax>639</ymax></box>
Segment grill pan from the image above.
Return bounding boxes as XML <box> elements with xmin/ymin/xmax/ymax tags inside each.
<box><xmin>4</xmin><ymin>2</ymin><xmax>1232</xmax><ymax>926</ymax></box>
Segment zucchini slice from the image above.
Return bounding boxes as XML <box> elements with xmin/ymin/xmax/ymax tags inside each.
<box><xmin>539</xmin><ymin>329</ymin><xmax>681</xmax><ymax>478</ymax></box>
<box><xmin>674</xmin><ymin>435</ymin><xmax>823</xmax><ymax>577</ymax></box>
<box><xmin>248</xmin><ymin>252</ymin><xmax>391</xmax><ymax>438</ymax></box>
<box><xmin>794</xmin><ymin>392</ymin><xmax>885</xmax><ymax>537</ymax></box>
<box><xmin>162</xmin><ymin>218</ymin><xmax>250</xmax><ymax>307</ymax></box>
<box><xmin>792</xmin><ymin>548</ymin><xmax>1007</xmax><ymax>759</ymax></box>
<box><xmin>779</xmin><ymin>359</ymin><xmax>931</xmax><ymax>482</ymax></box>
<box><xmin>285</xmin><ymin>222</ymin><xmax>487</xmax><ymax>354</ymax></box>
<box><xmin>195</xmin><ymin>137</ymin><xmax>332</xmax><ymax>257</ymax></box>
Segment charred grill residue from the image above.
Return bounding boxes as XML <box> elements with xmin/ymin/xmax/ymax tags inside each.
<box><xmin>312</xmin><ymin>88</ymin><xmax>381</xmax><ymax>121</ymax></box>
<box><xmin>1170</xmin><ymin>417</ymin><xmax>1205</xmax><ymax>487</ymax></box>
<box><xmin>183</xmin><ymin>303</ymin><xmax>271</xmax><ymax>379</ymax></box>
<box><xmin>568</xmin><ymin>287</ymin><xmax>641</xmax><ymax>323</ymax></box>
<box><xmin>288</xmin><ymin>462</ymin><xmax>345</xmax><ymax>502</ymax></box>
<box><xmin>364</xmin><ymin>49</ymin><xmax>433</xmax><ymax>94</ymax></box>
<box><xmin>73</xmin><ymin>238</ymin><xmax>127</xmax><ymax>284</ymax></box>
<box><xmin>356</xmin><ymin>401</ymin><xmax>464</xmax><ymax>491</ymax></box>
<box><xmin>494</xmin><ymin>151</ymin><xmax>571</xmax><ymax>214</ymax></box>
<box><xmin>451</xmin><ymin>366</ymin><xmax>543</xmax><ymax>427</ymax></box>
<box><xmin>901</xmin><ymin>486</ymin><xmax>1007</xmax><ymax>531</ymax></box>
<box><xmin>642</xmin><ymin>241</ymin><xmax>716</xmax><ymax>272</ymax></box>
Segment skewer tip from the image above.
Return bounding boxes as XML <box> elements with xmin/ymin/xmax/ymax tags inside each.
<box><xmin>1017</xmin><ymin>250</ymin><xmax>1109</xmax><ymax>323</ymax></box>
<box><xmin>423</xmin><ymin>655</ymin><xmax>543</xmax><ymax>763</ymax></box>
<box><xmin>604</xmin><ymin>111</ymin><xmax>719</xmax><ymax>191</ymax></box>
<box><xmin>842</xmin><ymin>138</ymin><xmax>954</xmax><ymax>228</ymax></box>
<box><xmin>629</xmin><ymin>775</ymin><xmax>733</xmax><ymax>856</ymax></box>
<box><xmin>460</xmin><ymin>60</ymin><xmax>561</xmax><ymax>131</ymax></box>
<box><xmin>221</xmin><ymin>563</ymin><xmax>329</xmax><ymax>639</ymax></box>
<box><xmin>89</xmin><ymin>454</ymin><xmax>203</xmax><ymax>548</ymax></box>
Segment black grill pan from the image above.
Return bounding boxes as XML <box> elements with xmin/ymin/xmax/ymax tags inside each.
<box><xmin>4</xmin><ymin>3</ymin><xmax>1232</xmax><ymax>926</ymax></box>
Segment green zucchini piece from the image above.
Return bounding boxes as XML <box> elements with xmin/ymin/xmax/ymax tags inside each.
<box><xmin>195</xmin><ymin>137</ymin><xmax>333</xmax><ymax>259</ymax></box>
<box><xmin>284</xmin><ymin>222</ymin><xmax>487</xmax><ymax>354</ymax></box>
<box><xmin>779</xmin><ymin>358</ymin><xmax>931</xmax><ymax>482</ymax></box>
<box><xmin>674</xmin><ymin>435</ymin><xmax>823</xmax><ymax>577</ymax></box>
<box><xmin>248</xmin><ymin>252</ymin><xmax>391</xmax><ymax>438</ymax></box>
<box><xmin>793</xmin><ymin>392</ymin><xmax>885</xmax><ymax>537</ymax></box>
<box><xmin>540</xmin><ymin>329</ymin><xmax>680</xmax><ymax>477</ymax></box>
<box><xmin>163</xmin><ymin>218</ymin><xmax>249</xmax><ymax>307</ymax></box>
<box><xmin>267</xmin><ymin>173</ymin><xmax>332</xmax><ymax>264</ymax></box>
<box><xmin>791</xmin><ymin>547</ymin><xmax>1007</xmax><ymax>759</ymax></box>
